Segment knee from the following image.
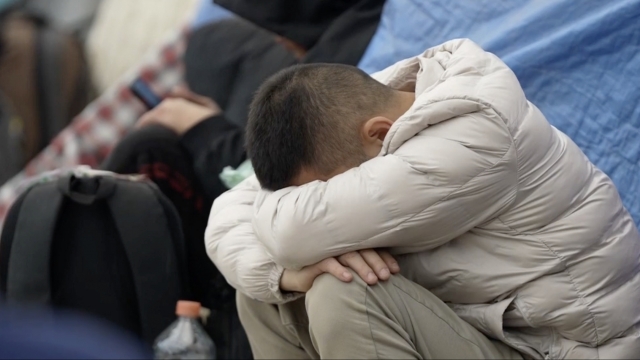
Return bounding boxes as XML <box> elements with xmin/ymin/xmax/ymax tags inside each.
<box><xmin>305</xmin><ymin>271</ymin><xmax>366</xmax><ymax>335</ymax></box>
<box><xmin>102</xmin><ymin>125</ymin><xmax>178</xmax><ymax>171</ymax></box>
<box><xmin>108</xmin><ymin>124</ymin><xmax>178</xmax><ymax>158</ymax></box>
<box><xmin>119</xmin><ymin>125</ymin><xmax>178</xmax><ymax>150</ymax></box>
<box><xmin>306</xmin><ymin>271</ymin><xmax>365</xmax><ymax>309</ymax></box>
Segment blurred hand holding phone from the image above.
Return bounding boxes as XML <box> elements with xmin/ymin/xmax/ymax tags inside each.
<box><xmin>130</xmin><ymin>78</ymin><xmax>163</xmax><ymax>110</ymax></box>
<box><xmin>131</xmin><ymin>78</ymin><xmax>221</xmax><ymax>135</ymax></box>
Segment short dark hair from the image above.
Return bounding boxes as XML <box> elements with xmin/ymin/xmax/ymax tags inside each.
<box><xmin>246</xmin><ymin>63</ymin><xmax>393</xmax><ymax>191</ymax></box>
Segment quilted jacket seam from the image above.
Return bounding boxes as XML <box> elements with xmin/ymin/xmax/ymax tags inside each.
<box><xmin>496</xmin><ymin>217</ymin><xmax>601</xmax><ymax>346</ymax></box>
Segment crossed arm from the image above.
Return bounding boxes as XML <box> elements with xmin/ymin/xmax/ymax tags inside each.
<box><xmin>204</xmin><ymin>176</ymin><xmax>401</xmax><ymax>302</ymax></box>
<box><xmin>206</xmin><ymin>139</ymin><xmax>517</xmax><ymax>303</ymax></box>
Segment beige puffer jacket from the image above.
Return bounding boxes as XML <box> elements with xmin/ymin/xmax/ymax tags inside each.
<box><xmin>206</xmin><ymin>39</ymin><xmax>640</xmax><ymax>359</ymax></box>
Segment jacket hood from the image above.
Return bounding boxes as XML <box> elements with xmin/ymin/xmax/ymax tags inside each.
<box><xmin>376</xmin><ymin>39</ymin><xmax>486</xmax><ymax>155</ymax></box>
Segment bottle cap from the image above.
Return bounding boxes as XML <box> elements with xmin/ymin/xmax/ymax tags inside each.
<box><xmin>176</xmin><ymin>301</ymin><xmax>201</xmax><ymax>318</ymax></box>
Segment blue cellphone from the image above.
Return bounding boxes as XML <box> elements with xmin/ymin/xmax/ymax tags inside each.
<box><xmin>130</xmin><ymin>78</ymin><xmax>162</xmax><ymax>109</ymax></box>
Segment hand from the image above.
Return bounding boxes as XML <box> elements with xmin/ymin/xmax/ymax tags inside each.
<box><xmin>136</xmin><ymin>86</ymin><xmax>222</xmax><ymax>135</ymax></box>
<box><xmin>279</xmin><ymin>250</ymin><xmax>400</xmax><ymax>293</ymax></box>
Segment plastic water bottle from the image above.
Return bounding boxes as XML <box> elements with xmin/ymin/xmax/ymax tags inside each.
<box><xmin>153</xmin><ymin>301</ymin><xmax>216</xmax><ymax>359</ymax></box>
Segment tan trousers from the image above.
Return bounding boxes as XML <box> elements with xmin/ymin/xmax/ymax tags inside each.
<box><xmin>237</xmin><ymin>270</ymin><xmax>524</xmax><ymax>359</ymax></box>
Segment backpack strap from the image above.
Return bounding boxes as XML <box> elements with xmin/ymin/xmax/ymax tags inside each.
<box><xmin>106</xmin><ymin>180</ymin><xmax>184</xmax><ymax>343</ymax></box>
<box><xmin>6</xmin><ymin>181</ymin><xmax>64</xmax><ymax>303</ymax></box>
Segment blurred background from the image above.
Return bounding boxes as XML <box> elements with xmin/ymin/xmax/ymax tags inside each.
<box><xmin>0</xmin><ymin>0</ymin><xmax>638</xmax><ymax>217</ymax></box>
<box><xmin>0</xmin><ymin>0</ymin><xmax>203</xmax><ymax>185</ymax></box>
<box><xmin>0</xmin><ymin>0</ymin><xmax>638</xmax><ymax>358</ymax></box>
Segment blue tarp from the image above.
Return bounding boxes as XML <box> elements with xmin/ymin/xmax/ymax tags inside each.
<box><xmin>192</xmin><ymin>0</ymin><xmax>233</xmax><ymax>30</ymax></box>
<box><xmin>359</xmin><ymin>0</ymin><xmax>640</xmax><ymax>225</ymax></box>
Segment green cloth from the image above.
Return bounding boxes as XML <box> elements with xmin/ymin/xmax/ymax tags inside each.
<box><xmin>219</xmin><ymin>160</ymin><xmax>254</xmax><ymax>189</ymax></box>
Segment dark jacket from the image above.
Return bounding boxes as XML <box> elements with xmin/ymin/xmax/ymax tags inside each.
<box><xmin>184</xmin><ymin>0</ymin><xmax>385</xmax><ymax>201</ymax></box>
<box><xmin>214</xmin><ymin>0</ymin><xmax>385</xmax><ymax>65</ymax></box>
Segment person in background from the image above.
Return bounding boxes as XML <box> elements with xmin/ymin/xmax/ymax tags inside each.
<box><xmin>104</xmin><ymin>0</ymin><xmax>386</xmax><ymax>219</ymax></box>
<box><xmin>0</xmin><ymin>0</ymin><xmax>92</xmax><ymax>185</ymax></box>
<box><xmin>22</xmin><ymin>0</ymin><xmax>102</xmax><ymax>40</ymax></box>
<box><xmin>101</xmin><ymin>1</ymin><xmax>386</xmax><ymax>358</ymax></box>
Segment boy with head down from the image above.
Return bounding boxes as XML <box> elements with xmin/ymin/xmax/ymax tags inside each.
<box><xmin>206</xmin><ymin>39</ymin><xmax>640</xmax><ymax>359</ymax></box>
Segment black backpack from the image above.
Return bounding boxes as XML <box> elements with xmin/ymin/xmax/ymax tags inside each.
<box><xmin>0</xmin><ymin>169</ymin><xmax>190</xmax><ymax>345</ymax></box>
<box><xmin>100</xmin><ymin>125</ymin><xmax>252</xmax><ymax>359</ymax></box>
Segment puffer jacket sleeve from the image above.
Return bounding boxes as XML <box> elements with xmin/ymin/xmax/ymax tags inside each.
<box><xmin>254</xmin><ymin>143</ymin><xmax>518</xmax><ymax>270</ymax></box>
<box><xmin>205</xmin><ymin>175</ymin><xmax>303</xmax><ymax>304</ymax></box>
<box><xmin>254</xmin><ymin>39</ymin><xmax>522</xmax><ymax>270</ymax></box>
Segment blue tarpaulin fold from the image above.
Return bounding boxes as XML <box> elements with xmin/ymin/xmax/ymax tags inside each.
<box><xmin>359</xmin><ymin>0</ymin><xmax>640</xmax><ymax>224</ymax></box>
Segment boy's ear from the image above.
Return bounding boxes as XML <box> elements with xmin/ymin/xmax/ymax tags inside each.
<box><xmin>362</xmin><ymin>116</ymin><xmax>393</xmax><ymax>143</ymax></box>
